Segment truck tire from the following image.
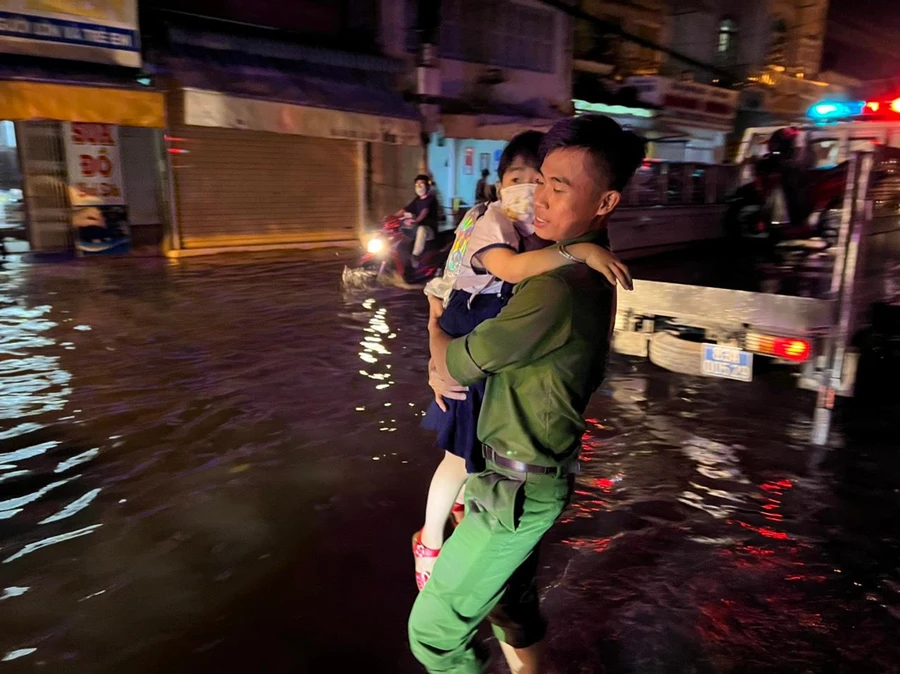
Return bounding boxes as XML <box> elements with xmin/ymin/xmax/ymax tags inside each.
<box><xmin>649</xmin><ymin>331</ymin><xmax>704</xmax><ymax>377</ymax></box>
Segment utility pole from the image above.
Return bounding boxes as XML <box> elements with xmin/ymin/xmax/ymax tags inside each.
<box><xmin>413</xmin><ymin>0</ymin><xmax>442</xmax><ymax>171</ymax></box>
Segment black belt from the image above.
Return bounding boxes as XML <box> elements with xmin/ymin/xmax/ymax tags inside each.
<box><xmin>483</xmin><ymin>445</ymin><xmax>580</xmax><ymax>477</ymax></box>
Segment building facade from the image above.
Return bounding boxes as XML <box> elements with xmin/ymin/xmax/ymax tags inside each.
<box><xmin>0</xmin><ymin>0</ymin><xmax>168</xmax><ymax>256</ymax></box>
<box><xmin>145</xmin><ymin>0</ymin><xmax>422</xmax><ymax>255</ymax></box>
<box><xmin>666</xmin><ymin>0</ymin><xmax>834</xmax><ymax>125</ymax></box>
<box><xmin>572</xmin><ymin>0</ymin><xmax>839</xmax><ymax>161</ymax></box>
<box><xmin>384</xmin><ymin>0</ymin><xmax>573</xmax><ymax>214</ymax></box>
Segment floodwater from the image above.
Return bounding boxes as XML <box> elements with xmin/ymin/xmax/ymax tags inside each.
<box><xmin>0</xmin><ymin>250</ymin><xmax>897</xmax><ymax>673</ymax></box>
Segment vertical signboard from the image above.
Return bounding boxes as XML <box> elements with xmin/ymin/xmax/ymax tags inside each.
<box><xmin>0</xmin><ymin>0</ymin><xmax>140</xmax><ymax>67</ymax></box>
<box><xmin>463</xmin><ymin>147</ymin><xmax>474</xmax><ymax>175</ymax></box>
<box><xmin>64</xmin><ymin>122</ymin><xmax>130</xmax><ymax>255</ymax></box>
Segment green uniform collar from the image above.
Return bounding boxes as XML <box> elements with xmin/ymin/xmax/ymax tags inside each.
<box><xmin>559</xmin><ymin>226</ymin><xmax>610</xmax><ymax>248</ymax></box>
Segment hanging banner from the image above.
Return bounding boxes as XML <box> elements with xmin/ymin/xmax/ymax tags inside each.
<box><xmin>0</xmin><ymin>0</ymin><xmax>140</xmax><ymax>67</ymax></box>
<box><xmin>464</xmin><ymin>147</ymin><xmax>474</xmax><ymax>175</ymax></box>
<box><xmin>63</xmin><ymin>121</ymin><xmax>130</xmax><ymax>255</ymax></box>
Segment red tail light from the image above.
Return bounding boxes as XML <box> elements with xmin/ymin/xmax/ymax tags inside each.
<box><xmin>745</xmin><ymin>334</ymin><xmax>812</xmax><ymax>363</ymax></box>
<box><xmin>772</xmin><ymin>338</ymin><xmax>811</xmax><ymax>362</ymax></box>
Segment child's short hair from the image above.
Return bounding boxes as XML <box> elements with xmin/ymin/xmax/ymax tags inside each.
<box><xmin>540</xmin><ymin>115</ymin><xmax>646</xmax><ymax>192</ymax></box>
<box><xmin>497</xmin><ymin>130</ymin><xmax>544</xmax><ymax>181</ymax></box>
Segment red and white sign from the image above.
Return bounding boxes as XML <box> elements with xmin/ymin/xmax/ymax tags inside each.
<box><xmin>463</xmin><ymin>147</ymin><xmax>474</xmax><ymax>175</ymax></box>
<box><xmin>625</xmin><ymin>76</ymin><xmax>739</xmax><ymax>128</ymax></box>
<box><xmin>63</xmin><ymin>122</ymin><xmax>126</xmax><ymax>206</ymax></box>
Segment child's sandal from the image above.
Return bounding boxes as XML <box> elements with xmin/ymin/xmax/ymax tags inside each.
<box><xmin>411</xmin><ymin>529</ymin><xmax>441</xmax><ymax>591</ymax></box>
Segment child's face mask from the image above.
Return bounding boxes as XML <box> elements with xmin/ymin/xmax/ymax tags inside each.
<box><xmin>499</xmin><ymin>183</ymin><xmax>536</xmax><ymax>227</ymax></box>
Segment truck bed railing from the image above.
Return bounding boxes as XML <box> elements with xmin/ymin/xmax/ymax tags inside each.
<box><xmin>620</xmin><ymin>162</ymin><xmax>741</xmax><ymax>209</ymax></box>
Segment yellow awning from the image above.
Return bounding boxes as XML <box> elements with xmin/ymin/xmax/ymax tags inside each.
<box><xmin>0</xmin><ymin>81</ymin><xmax>165</xmax><ymax>128</ymax></box>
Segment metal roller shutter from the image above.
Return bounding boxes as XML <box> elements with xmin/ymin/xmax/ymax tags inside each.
<box><xmin>171</xmin><ymin>127</ymin><xmax>361</xmax><ymax>249</ymax></box>
<box><xmin>16</xmin><ymin>121</ymin><xmax>70</xmax><ymax>252</ymax></box>
<box><xmin>369</xmin><ymin>143</ymin><xmax>422</xmax><ymax>225</ymax></box>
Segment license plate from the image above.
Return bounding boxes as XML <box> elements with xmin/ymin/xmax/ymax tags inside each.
<box><xmin>701</xmin><ymin>344</ymin><xmax>753</xmax><ymax>382</ymax></box>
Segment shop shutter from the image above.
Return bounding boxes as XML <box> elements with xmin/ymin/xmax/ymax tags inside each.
<box><xmin>15</xmin><ymin>121</ymin><xmax>69</xmax><ymax>252</ymax></box>
<box><xmin>369</xmin><ymin>143</ymin><xmax>422</xmax><ymax>225</ymax></box>
<box><xmin>171</xmin><ymin>127</ymin><xmax>361</xmax><ymax>249</ymax></box>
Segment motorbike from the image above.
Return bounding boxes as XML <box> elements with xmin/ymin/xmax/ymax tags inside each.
<box><xmin>356</xmin><ymin>215</ymin><xmax>454</xmax><ymax>285</ymax></box>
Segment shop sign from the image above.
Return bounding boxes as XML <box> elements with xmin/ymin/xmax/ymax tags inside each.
<box><xmin>464</xmin><ymin>147</ymin><xmax>474</xmax><ymax>175</ymax></box>
<box><xmin>63</xmin><ymin>122</ymin><xmax>130</xmax><ymax>255</ymax></box>
<box><xmin>625</xmin><ymin>76</ymin><xmax>739</xmax><ymax>127</ymax></box>
<box><xmin>0</xmin><ymin>0</ymin><xmax>140</xmax><ymax>68</ymax></box>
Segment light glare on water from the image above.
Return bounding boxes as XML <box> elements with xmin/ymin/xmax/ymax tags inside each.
<box><xmin>0</xmin><ymin>250</ymin><xmax>897</xmax><ymax>673</ymax></box>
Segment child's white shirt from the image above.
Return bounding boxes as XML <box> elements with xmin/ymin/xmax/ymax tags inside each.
<box><xmin>424</xmin><ymin>201</ymin><xmax>535</xmax><ymax>305</ymax></box>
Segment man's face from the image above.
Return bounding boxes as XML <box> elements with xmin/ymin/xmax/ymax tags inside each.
<box><xmin>533</xmin><ymin>148</ymin><xmax>620</xmax><ymax>242</ymax></box>
<box><xmin>415</xmin><ymin>180</ymin><xmax>428</xmax><ymax>196</ymax></box>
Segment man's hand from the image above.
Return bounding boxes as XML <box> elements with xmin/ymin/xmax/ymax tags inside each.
<box><xmin>429</xmin><ymin>359</ymin><xmax>467</xmax><ymax>412</ymax></box>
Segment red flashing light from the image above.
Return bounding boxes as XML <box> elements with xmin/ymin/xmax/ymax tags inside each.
<box><xmin>865</xmin><ymin>101</ymin><xmax>880</xmax><ymax>112</ymax></box>
<box><xmin>772</xmin><ymin>338</ymin><xmax>811</xmax><ymax>362</ymax></box>
<box><xmin>891</xmin><ymin>99</ymin><xmax>900</xmax><ymax>113</ymax></box>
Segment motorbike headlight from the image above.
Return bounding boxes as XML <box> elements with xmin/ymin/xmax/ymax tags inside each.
<box><xmin>367</xmin><ymin>237</ymin><xmax>385</xmax><ymax>254</ymax></box>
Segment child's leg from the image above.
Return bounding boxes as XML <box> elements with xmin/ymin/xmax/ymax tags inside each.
<box><xmin>421</xmin><ymin>451</ymin><xmax>468</xmax><ymax>550</ymax></box>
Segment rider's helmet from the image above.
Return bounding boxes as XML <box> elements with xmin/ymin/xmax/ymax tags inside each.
<box><xmin>767</xmin><ymin>127</ymin><xmax>800</xmax><ymax>161</ymax></box>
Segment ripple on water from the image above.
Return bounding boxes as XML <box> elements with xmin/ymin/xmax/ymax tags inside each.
<box><xmin>0</xmin><ymin>252</ymin><xmax>897</xmax><ymax>673</ymax></box>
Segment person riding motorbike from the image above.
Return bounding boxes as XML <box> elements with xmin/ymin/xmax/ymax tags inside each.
<box><xmin>395</xmin><ymin>175</ymin><xmax>440</xmax><ymax>266</ymax></box>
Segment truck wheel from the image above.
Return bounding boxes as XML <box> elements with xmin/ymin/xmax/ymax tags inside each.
<box><xmin>649</xmin><ymin>332</ymin><xmax>704</xmax><ymax>376</ymax></box>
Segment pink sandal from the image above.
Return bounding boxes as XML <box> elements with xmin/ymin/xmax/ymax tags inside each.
<box><xmin>411</xmin><ymin>530</ymin><xmax>441</xmax><ymax>591</ymax></box>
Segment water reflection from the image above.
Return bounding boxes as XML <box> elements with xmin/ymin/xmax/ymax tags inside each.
<box><xmin>0</xmin><ymin>251</ymin><xmax>896</xmax><ymax>673</ymax></box>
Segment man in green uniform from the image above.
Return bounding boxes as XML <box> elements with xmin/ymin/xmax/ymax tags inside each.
<box><xmin>408</xmin><ymin>115</ymin><xmax>646</xmax><ymax>674</ymax></box>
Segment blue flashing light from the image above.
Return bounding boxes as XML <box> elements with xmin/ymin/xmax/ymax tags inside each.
<box><xmin>807</xmin><ymin>100</ymin><xmax>864</xmax><ymax>121</ymax></box>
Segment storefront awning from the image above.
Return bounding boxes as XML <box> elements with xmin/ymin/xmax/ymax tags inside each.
<box><xmin>176</xmin><ymin>88</ymin><xmax>421</xmax><ymax>146</ymax></box>
<box><xmin>160</xmin><ymin>29</ymin><xmax>421</xmax><ymax>146</ymax></box>
<box><xmin>0</xmin><ymin>80</ymin><xmax>165</xmax><ymax>128</ymax></box>
<box><xmin>441</xmin><ymin>114</ymin><xmax>558</xmax><ymax>141</ymax></box>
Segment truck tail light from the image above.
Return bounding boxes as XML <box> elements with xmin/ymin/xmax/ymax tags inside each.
<box><xmin>745</xmin><ymin>333</ymin><xmax>812</xmax><ymax>363</ymax></box>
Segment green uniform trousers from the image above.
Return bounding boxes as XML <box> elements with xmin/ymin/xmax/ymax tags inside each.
<box><xmin>408</xmin><ymin>463</ymin><xmax>574</xmax><ymax>673</ymax></box>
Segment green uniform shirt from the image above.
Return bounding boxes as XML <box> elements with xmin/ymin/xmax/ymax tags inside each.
<box><xmin>446</xmin><ymin>229</ymin><xmax>616</xmax><ymax>468</ymax></box>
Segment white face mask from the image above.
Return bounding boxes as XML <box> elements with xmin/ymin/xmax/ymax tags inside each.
<box><xmin>499</xmin><ymin>183</ymin><xmax>536</xmax><ymax>228</ymax></box>
<box><xmin>415</xmin><ymin>185</ymin><xmax>428</xmax><ymax>197</ymax></box>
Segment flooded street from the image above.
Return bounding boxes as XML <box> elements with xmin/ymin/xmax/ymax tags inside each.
<box><xmin>0</xmin><ymin>250</ymin><xmax>898</xmax><ymax>673</ymax></box>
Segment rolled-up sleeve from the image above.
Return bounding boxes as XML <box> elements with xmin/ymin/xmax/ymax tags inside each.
<box><xmin>445</xmin><ymin>276</ymin><xmax>572</xmax><ymax>385</ymax></box>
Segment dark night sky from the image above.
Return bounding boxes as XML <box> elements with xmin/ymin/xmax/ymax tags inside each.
<box><xmin>824</xmin><ymin>0</ymin><xmax>900</xmax><ymax>80</ymax></box>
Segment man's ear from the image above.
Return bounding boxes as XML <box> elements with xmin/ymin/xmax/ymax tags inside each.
<box><xmin>595</xmin><ymin>190</ymin><xmax>621</xmax><ymax>217</ymax></box>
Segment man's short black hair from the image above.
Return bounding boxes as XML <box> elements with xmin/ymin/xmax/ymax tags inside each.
<box><xmin>414</xmin><ymin>174</ymin><xmax>431</xmax><ymax>185</ymax></box>
<box><xmin>497</xmin><ymin>130</ymin><xmax>544</xmax><ymax>181</ymax></box>
<box><xmin>481</xmin><ymin>168</ymin><xmax>490</xmax><ymax>178</ymax></box>
<box><xmin>540</xmin><ymin>115</ymin><xmax>646</xmax><ymax>192</ymax></box>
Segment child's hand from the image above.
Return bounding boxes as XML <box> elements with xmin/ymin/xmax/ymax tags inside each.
<box><xmin>570</xmin><ymin>243</ymin><xmax>633</xmax><ymax>290</ymax></box>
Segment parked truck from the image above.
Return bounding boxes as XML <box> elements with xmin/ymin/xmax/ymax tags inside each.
<box><xmin>611</xmin><ymin>105</ymin><xmax>900</xmax><ymax>445</ymax></box>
